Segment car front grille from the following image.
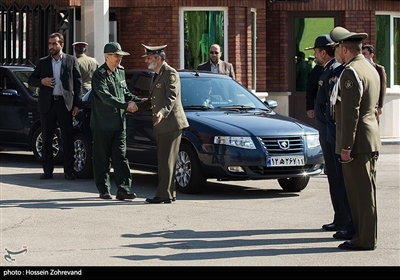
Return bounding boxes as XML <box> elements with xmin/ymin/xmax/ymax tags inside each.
<box><xmin>259</xmin><ymin>136</ymin><xmax>304</xmax><ymax>155</ymax></box>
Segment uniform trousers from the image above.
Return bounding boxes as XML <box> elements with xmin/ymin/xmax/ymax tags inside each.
<box><xmin>92</xmin><ymin>129</ymin><xmax>132</xmax><ymax>194</ymax></box>
<box><xmin>155</xmin><ymin>129</ymin><xmax>182</xmax><ymax>200</ymax></box>
<box><xmin>342</xmin><ymin>152</ymin><xmax>378</xmax><ymax>248</ymax></box>
<box><xmin>40</xmin><ymin>97</ymin><xmax>74</xmax><ymax>175</ymax></box>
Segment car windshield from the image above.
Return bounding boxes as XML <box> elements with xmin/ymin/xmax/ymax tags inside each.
<box><xmin>14</xmin><ymin>70</ymin><xmax>40</xmax><ymax>97</ymax></box>
<box><xmin>181</xmin><ymin>75</ymin><xmax>270</xmax><ymax>111</ymax></box>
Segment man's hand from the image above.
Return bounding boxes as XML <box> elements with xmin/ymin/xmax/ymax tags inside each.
<box><xmin>127</xmin><ymin>101</ymin><xmax>138</xmax><ymax>113</ymax></box>
<box><xmin>71</xmin><ymin>106</ymin><xmax>80</xmax><ymax>117</ymax></box>
<box><xmin>306</xmin><ymin>110</ymin><xmax>315</xmax><ymax>118</ymax></box>
<box><xmin>153</xmin><ymin>112</ymin><xmax>163</xmax><ymax>126</ymax></box>
<box><xmin>41</xmin><ymin>77</ymin><xmax>55</xmax><ymax>88</ymax></box>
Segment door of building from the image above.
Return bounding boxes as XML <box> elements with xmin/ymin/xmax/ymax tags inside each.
<box><xmin>288</xmin><ymin>13</ymin><xmax>340</xmax><ymax>129</ymax></box>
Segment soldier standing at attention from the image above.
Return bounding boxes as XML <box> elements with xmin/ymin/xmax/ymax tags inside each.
<box><xmin>330</xmin><ymin>27</ymin><xmax>381</xmax><ymax>250</ymax></box>
<box><xmin>72</xmin><ymin>42</ymin><xmax>99</xmax><ymax>94</ymax></box>
<box><xmin>90</xmin><ymin>42</ymin><xmax>140</xmax><ymax>200</ymax></box>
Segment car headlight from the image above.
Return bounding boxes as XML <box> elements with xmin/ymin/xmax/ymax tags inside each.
<box><xmin>306</xmin><ymin>134</ymin><xmax>320</xmax><ymax>149</ymax></box>
<box><xmin>214</xmin><ymin>136</ymin><xmax>256</xmax><ymax>149</ymax></box>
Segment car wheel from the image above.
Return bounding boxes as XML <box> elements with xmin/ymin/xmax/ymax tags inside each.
<box><xmin>277</xmin><ymin>176</ymin><xmax>310</xmax><ymax>192</ymax></box>
<box><xmin>73</xmin><ymin>132</ymin><xmax>93</xmax><ymax>179</ymax></box>
<box><xmin>32</xmin><ymin>128</ymin><xmax>63</xmax><ymax>165</ymax></box>
<box><xmin>175</xmin><ymin>143</ymin><xmax>207</xmax><ymax>194</ymax></box>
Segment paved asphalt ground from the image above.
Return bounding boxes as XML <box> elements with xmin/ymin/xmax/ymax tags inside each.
<box><xmin>0</xmin><ymin>142</ymin><xmax>399</xmax><ymax>277</ymax></box>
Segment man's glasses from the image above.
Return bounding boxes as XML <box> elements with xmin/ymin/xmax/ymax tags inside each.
<box><xmin>209</xmin><ymin>51</ymin><xmax>219</xmax><ymax>55</ymax></box>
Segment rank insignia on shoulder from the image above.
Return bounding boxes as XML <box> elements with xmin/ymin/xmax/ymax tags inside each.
<box><xmin>99</xmin><ymin>68</ymin><xmax>106</xmax><ymax>74</ymax></box>
<box><xmin>170</xmin><ymin>74</ymin><xmax>176</xmax><ymax>83</ymax></box>
<box><xmin>345</xmin><ymin>80</ymin><xmax>353</xmax><ymax>89</ymax></box>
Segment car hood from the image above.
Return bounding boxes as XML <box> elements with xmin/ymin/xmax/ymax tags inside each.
<box><xmin>185</xmin><ymin>110</ymin><xmax>318</xmax><ymax>136</ymax></box>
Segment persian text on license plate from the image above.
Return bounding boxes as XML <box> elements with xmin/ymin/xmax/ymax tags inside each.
<box><xmin>267</xmin><ymin>155</ymin><xmax>305</xmax><ymax>167</ymax></box>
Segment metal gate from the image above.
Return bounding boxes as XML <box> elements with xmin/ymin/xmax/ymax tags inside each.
<box><xmin>0</xmin><ymin>2</ymin><xmax>75</xmax><ymax>65</ymax></box>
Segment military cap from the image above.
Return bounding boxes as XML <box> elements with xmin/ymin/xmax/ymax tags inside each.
<box><xmin>329</xmin><ymin>26</ymin><xmax>368</xmax><ymax>45</ymax></box>
<box><xmin>72</xmin><ymin>41</ymin><xmax>88</xmax><ymax>52</ymax></box>
<box><xmin>304</xmin><ymin>34</ymin><xmax>333</xmax><ymax>50</ymax></box>
<box><xmin>104</xmin><ymin>42</ymin><xmax>130</xmax><ymax>56</ymax></box>
<box><xmin>142</xmin><ymin>44</ymin><xmax>167</xmax><ymax>57</ymax></box>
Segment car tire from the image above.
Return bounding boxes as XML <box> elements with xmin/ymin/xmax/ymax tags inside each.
<box><xmin>32</xmin><ymin>128</ymin><xmax>63</xmax><ymax>165</ymax></box>
<box><xmin>277</xmin><ymin>176</ymin><xmax>310</xmax><ymax>192</ymax></box>
<box><xmin>73</xmin><ymin>132</ymin><xmax>93</xmax><ymax>179</ymax></box>
<box><xmin>175</xmin><ymin>143</ymin><xmax>207</xmax><ymax>194</ymax></box>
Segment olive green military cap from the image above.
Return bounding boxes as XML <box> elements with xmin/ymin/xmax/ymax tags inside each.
<box><xmin>142</xmin><ymin>44</ymin><xmax>167</xmax><ymax>57</ymax></box>
<box><xmin>329</xmin><ymin>26</ymin><xmax>368</xmax><ymax>46</ymax></box>
<box><xmin>104</xmin><ymin>42</ymin><xmax>130</xmax><ymax>56</ymax></box>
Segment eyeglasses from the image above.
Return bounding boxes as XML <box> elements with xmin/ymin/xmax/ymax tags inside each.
<box><xmin>209</xmin><ymin>51</ymin><xmax>219</xmax><ymax>55</ymax></box>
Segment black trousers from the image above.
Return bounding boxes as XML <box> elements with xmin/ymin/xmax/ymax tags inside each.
<box><xmin>40</xmin><ymin>97</ymin><xmax>74</xmax><ymax>175</ymax></box>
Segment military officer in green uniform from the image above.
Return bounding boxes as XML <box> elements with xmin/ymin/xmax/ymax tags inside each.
<box><xmin>72</xmin><ymin>42</ymin><xmax>99</xmax><ymax>94</ymax></box>
<box><xmin>329</xmin><ymin>27</ymin><xmax>381</xmax><ymax>250</ymax></box>
<box><xmin>90</xmin><ymin>42</ymin><xmax>140</xmax><ymax>200</ymax></box>
<box><xmin>134</xmin><ymin>44</ymin><xmax>189</xmax><ymax>204</ymax></box>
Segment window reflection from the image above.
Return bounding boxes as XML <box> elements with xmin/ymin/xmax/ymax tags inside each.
<box><xmin>183</xmin><ymin>11</ymin><xmax>224</xmax><ymax>70</ymax></box>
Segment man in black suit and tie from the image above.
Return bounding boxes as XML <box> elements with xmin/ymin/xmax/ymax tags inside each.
<box><xmin>197</xmin><ymin>44</ymin><xmax>236</xmax><ymax>80</ymax></box>
<box><xmin>29</xmin><ymin>32</ymin><xmax>82</xmax><ymax>180</ymax></box>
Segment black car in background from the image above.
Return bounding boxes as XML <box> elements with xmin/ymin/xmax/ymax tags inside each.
<box><xmin>0</xmin><ymin>64</ymin><xmax>88</xmax><ymax>168</ymax></box>
<box><xmin>73</xmin><ymin>70</ymin><xmax>324</xmax><ymax>194</ymax></box>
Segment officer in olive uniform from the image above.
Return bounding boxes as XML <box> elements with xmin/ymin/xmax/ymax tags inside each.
<box><xmin>72</xmin><ymin>42</ymin><xmax>99</xmax><ymax>94</ymax></box>
<box><xmin>135</xmin><ymin>44</ymin><xmax>189</xmax><ymax>204</ymax></box>
<box><xmin>90</xmin><ymin>42</ymin><xmax>141</xmax><ymax>200</ymax></box>
<box><xmin>330</xmin><ymin>27</ymin><xmax>381</xmax><ymax>250</ymax></box>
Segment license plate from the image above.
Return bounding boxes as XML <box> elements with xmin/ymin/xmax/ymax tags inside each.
<box><xmin>267</xmin><ymin>155</ymin><xmax>305</xmax><ymax>167</ymax></box>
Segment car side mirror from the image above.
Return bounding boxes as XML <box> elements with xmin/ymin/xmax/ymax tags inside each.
<box><xmin>0</xmin><ymin>89</ymin><xmax>20</xmax><ymax>97</ymax></box>
<box><xmin>265</xmin><ymin>99</ymin><xmax>277</xmax><ymax>109</ymax></box>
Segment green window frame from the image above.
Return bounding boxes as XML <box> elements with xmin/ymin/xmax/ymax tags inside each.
<box><xmin>376</xmin><ymin>13</ymin><xmax>400</xmax><ymax>89</ymax></box>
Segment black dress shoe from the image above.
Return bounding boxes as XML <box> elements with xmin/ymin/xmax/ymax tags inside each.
<box><xmin>333</xmin><ymin>231</ymin><xmax>355</xmax><ymax>240</ymax></box>
<box><xmin>322</xmin><ymin>223</ymin><xmax>347</xmax><ymax>231</ymax></box>
<box><xmin>145</xmin><ymin>197</ymin><xmax>172</xmax><ymax>204</ymax></box>
<box><xmin>64</xmin><ymin>173</ymin><xmax>76</xmax><ymax>180</ymax></box>
<box><xmin>338</xmin><ymin>241</ymin><xmax>376</xmax><ymax>251</ymax></box>
<box><xmin>40</xmin><ymin>173</ymin><xmax>53</xmax><ymax>179</ymax></box>
<box><xmin>99</xmin><ymin>191</ymin><xmax>112</xmax><ymax>199</ymax></box>
<box><xmin>172</xmin><ymin>197</ymin><xmax>176</xmax><ymax>202</ymax></box>
<box><xmin>116</xmin><ymin>190</ymin><xmax>137</xmax><ymax>200</ymax></box>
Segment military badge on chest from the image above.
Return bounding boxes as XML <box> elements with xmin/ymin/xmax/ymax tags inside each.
<box><xmin>156</xmin><ymin>83</ymin><xmax>162</xmax><ymax>89</ymax></box>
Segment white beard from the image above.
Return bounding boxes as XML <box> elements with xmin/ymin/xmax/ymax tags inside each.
<box><xmin>147</xmin><ymin>60</ymin><xmax>157</xmax><ymax>70</ymax></box>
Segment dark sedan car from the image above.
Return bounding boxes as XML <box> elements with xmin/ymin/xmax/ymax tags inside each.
<box><xmin>0</xmin><ymin>64</ymin><xmax>88</xmax><ymax>167</ymax></box>
<box><xmin>0</xmin><ymin>64</ymin><xmax>64</xmax><ymax>163</ymax></box>
<box><xmin>73</xmin><ymin>69</ymin><xmax>324</xmax><ymax>194</ymax></box>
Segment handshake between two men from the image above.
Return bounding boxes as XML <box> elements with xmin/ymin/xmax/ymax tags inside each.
<box><xmin>126</xmin><ymin>98</ymin><xmax>148</xmax><ymax>113</ymax></box>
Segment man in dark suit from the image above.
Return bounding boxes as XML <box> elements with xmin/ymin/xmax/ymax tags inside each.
<box><xmin>304</xmin><ymin>35</ymin><xmax>350</xmax><ymax>232</ymax></box>
<box><xmin>362</xmin><ymin>44</ymin><xmax>387</xmax><ymax>123</ymax></box>
<box><xmin>330</xmin><ymin>26</ymin><xmax>381</xmax><ymax>250</ymax></box>
<box><xmin>135</xmin><ymin>44</ymin><xmax>189</xmax><ymax>204</ymax></box>
<box><xmin>90</xmin><ymin>42</ymin><xmax>139</xmax><ymax>200</ymax></box>
<box><xmin>28</xmin><ymin>32</ymin><xmax>82</xmax><ymax>180</ymax></box>
<box><xmin>197</xmin><ymin>44</ymin><xmax>236</xmax><ymax>79</ymax></box>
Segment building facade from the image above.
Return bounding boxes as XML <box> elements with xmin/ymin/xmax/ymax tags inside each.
<box><xmin>2</xmin><ymin>0</ymin><xmax>399</xmax><ymax>138</ymax></box>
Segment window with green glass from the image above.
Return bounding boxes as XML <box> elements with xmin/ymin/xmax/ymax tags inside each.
<box><xmin>376</xmin><ymin>14</ymin><xmax>400</xmax><ymax>88</ymax></box>
<box><xmin>182</xmin><ymin>9</ymin><xmax>225</xmax><ymax>70</ymax></box>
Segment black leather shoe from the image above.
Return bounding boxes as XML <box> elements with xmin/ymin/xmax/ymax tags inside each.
<box><xmin>64</xmin><ymin>173</ymin><xmax>76</xmax><ymax>180</ymax></box>
<box><xmin>333</xmin><ymin>231</ymin><xmax>354</xmax><ymax>240</ymax></box>
<box><xmin>338</xmin><ymin>241</ymin><xmax>376</xmax><ymax>250</ymax></box>
<box><xmin>99</xmin><ymin>191</ymin><xmax>112</xmax><ymax>199</ymax></box>
<box><xmin>40</xmin><ymin>173</ymin><xmax>53</xmax><ymax>179</ymax></box>
<box><xmin>145</xmin><ymin>197</ymin><xmax>172</xmax><ymax>204</ymax></box>
<box><xmin>116</xmin><ymin>190</ymin><xmax>137</xmax><ymax>200</ymax></box>
<box><xmin>322</xmin><ymin>223</ymin><xmax>347</xmax><ymax>231</ymax></box>
<box><xmin>172</xmin><ymin>197</ymin><xmax>176</xmax><ymax>202</ymax></box>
